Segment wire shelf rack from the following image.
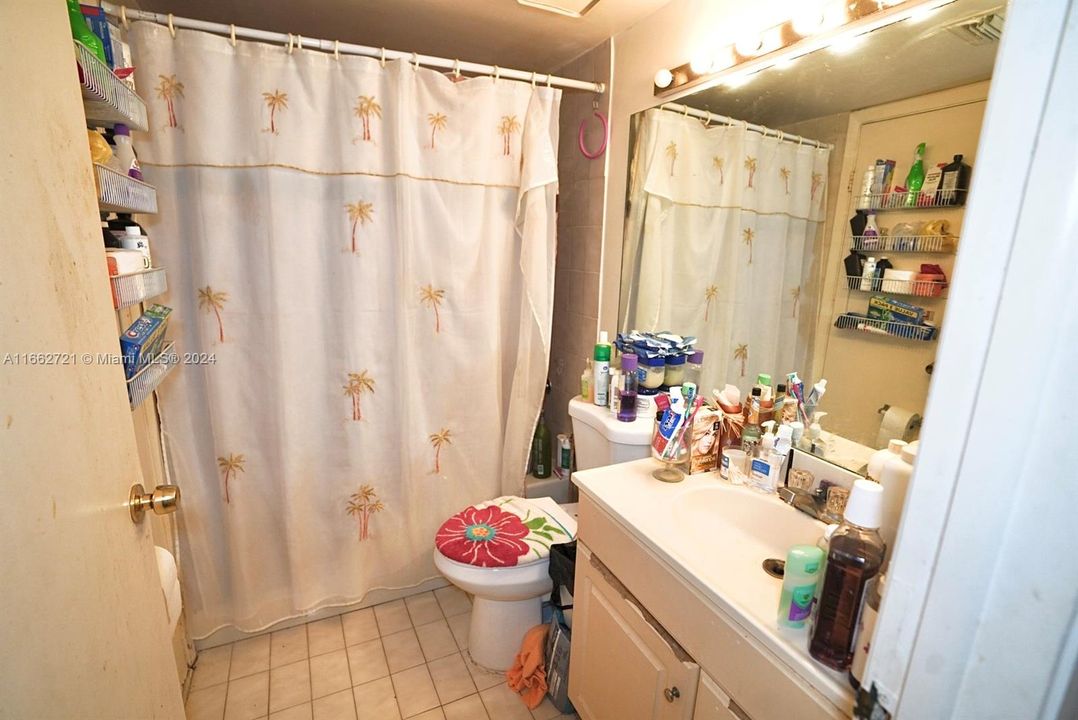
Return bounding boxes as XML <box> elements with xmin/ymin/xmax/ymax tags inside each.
<box><xmin>850</xmin><ymin>234</ymin><xmax>956</xmax><ymax>253</ymax></box>
<box><xmin>94</xmin><ymin>163</ymin><xmax>158</xmax><ymax>214</ymax></box>
<box><xmin>855</xmin><ymin>189</ymin><xmax>967</xmax><ymax>211</ymax></box>
<box><xmin>110</xmin><ymin>268</ymin><xmax>167</xmax><ymax>309</ymax></box>
<box><xmin>834</xmin><ymin>314</ymin><xmax>937</xmax><ymax>342</ymax></box>
<box><xmin>75</xmin><ymin>41</ymin><xmax>148</xmax><ymax>131</ymax></box>
<box><xmin>844</xmin><ymin>275</ymin><xmax>947</xmax><ymax>298</ymax></box>
<box><xmin>127</xmin><ymin>341</ymin><xmax>178</xmax><ymax>409</ymax></box>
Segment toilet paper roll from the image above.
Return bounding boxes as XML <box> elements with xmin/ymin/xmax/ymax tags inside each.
<box><xmin>876</xmin><ymin>405</ymin><xmax>921</xmax><ymax>449</ymax></box>
<box><xmin>164</xmin><ymin>578</ymin><xmax>182</xmax><ymax>632</ymax></box>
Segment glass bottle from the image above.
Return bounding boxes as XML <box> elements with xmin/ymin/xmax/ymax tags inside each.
<box><xmin>530</xmin><ymin>410</ymin><xmax>552</xmax><ymax>479</ymax></box>
<box><xmin>618</xmin><ymin>354</ymin><xmax>639</xmax><ymax>422</ymax></box>
<box><xmin>809</xmin><ymin>480</ymin><xmax>886</xmax><ymax>671</ymax></box>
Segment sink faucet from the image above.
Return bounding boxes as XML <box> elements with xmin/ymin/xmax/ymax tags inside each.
<box><xmin>778</xmin><ymin>485</ymin><xmax>828</xmax><ymax>520</ymax></box>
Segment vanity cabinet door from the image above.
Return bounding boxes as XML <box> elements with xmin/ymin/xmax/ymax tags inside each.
<box><xmin>693</xmin><ymin>672</ymin><xmax>751</xmax><ymax>720</ymax></box>
<box><xmin>569</xmin><ymin>543</ymin><xmax>699</xmax><ymax>720</ymax></box>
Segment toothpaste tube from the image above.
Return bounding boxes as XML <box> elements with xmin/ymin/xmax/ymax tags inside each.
<box><xmin>652</xmin><ymin>387</ymin><xmax>685</xmax><ymax>456</ymax></box>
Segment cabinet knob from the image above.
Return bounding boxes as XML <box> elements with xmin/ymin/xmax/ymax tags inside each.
<box><xmin>664</xmin><ymin>686</ymin><xmax>680</xmax><ymax>703</ymax></box>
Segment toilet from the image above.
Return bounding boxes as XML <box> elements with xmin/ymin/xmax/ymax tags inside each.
<box><xmin>433</xmin><ymin>398</ymin><xmax>651</xmax><ymax>671</ymax></box>
<box><xmin>434</xmin><ymin>495</ymin><xmax>577</xmax><ymax>671</ymax></box>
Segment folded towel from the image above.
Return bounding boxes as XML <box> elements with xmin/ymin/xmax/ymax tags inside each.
<box><xmin>506</xmin><ymin>624</ymin><xmax>549</xmax><ymax>709</ymax></box>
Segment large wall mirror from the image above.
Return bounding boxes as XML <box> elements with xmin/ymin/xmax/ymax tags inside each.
<box><xmin>619</xmin><ymin>0</ymin><xmax>1002</xmax><ymax>473</ymax></box>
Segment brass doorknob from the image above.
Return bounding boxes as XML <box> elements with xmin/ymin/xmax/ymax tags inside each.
<box><xmin>129</xmin><ymin>483</ymin><xmax>181</xmax><ymax>523</ymax></box>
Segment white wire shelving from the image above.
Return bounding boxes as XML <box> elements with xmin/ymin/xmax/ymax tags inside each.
<box><xmin>833</xmin><ymin>313</ymin><xmax>937</xmax><ymax>342</ymax></box>
<box><xmin>850</xmin><ymin>234</ymin><xmax>956</xmax><ymax>253</ymax></box>
<box><xmin>94</xmin><ymin>163</ymin><xmax>158</xmax><ymax>214</ymax></box>
<box><xmin>855</xmin><ymin>189</ymin><xmax>968</xmax><ymax>212</ymax></box>
<box><xmin>844</xmin><ymin>275</ymin><xmax>947</xmax><ymax>298</ymax></box>
<box><xmin>127</xmin><ymin>342</ymin><xmax>178</xmax><ymax>409</ymax></box>
<box><xmin>110</xmin><ymin>268</ymin><xmax>167</xmax><ymax>309</ymax></box>
<box><xmin>75</xmin><ymin>41</ymin><xmax>148</xmax><ymax>131</ymax></box>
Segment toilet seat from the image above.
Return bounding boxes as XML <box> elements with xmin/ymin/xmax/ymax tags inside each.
<box><xmin>435</xmin><ymin>495</ymin><xmax>575</xmax><ymax>568</ymax></box>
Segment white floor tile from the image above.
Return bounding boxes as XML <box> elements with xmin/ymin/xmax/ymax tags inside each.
<box><xmin>342</xmin><ymin>608</ymin><xmax>379</xmax><ymax>647</ymax></box>
<box><xmin>464</xmin><ymin>653</ymin><xmax>506</xmax><ymax>692</ymax></box>
<box><xmin>347</xmin><ymin>638</ymin><xmax>390</xmax><ymax>686</ymax></box>
<box><xmin>433</xmin><ymin>587</ymin><xmax>472</xmax><ymax>618</ymax></box>
<box><xmin>310</xmin><ymin>648</ymin><xmax>352</xmax><ymax>700</ymax></box>
<box><xmin>442</xmin><ymin>694</ymin><xmax>489</xmax><ymax>720</ymax></box>
<box><xmin>373</xmin><ymin>600</ymin><xmax>412</xmax><ymax>636</ymax></box>
<box><xmin>312</xmin><ymin>688</ymin><xmax>357</xmax><ymax>720</ymax></box>
<box><xmin>427</xmin><ymin>653</ymin><xmax>477</xmax><ymax>706</ymax></box>
<box><xmin>529</xmin><ymin>697</ymin><xmax>561</xmax><ymax>720</ymax></box>
<box><xmin>272</xmin><ymin>625</ymin><xmax>310</xmax><ymax>668</ymax></box>
<box><xmin>479</xmin><ymin>684</ymin><xmax>533</xmax><ymax>720</ymax></box>
<box><xmin>186</xmin><ymin>682</ymin><xmax>228</xmax><ymax>720</ymax></box>
<box><xmin>446</xmin><ymin>614</ymin><xmax>469</xmax><ymax>652</ymax></box>
<box><xmin>270</xmin><ymin>702</ymin><xmax>313</xmax><ymax>720</ymax></box>
<box><xmin>192</xmin><ymin>644</ymin><xmax>233</xmax><ymax>691</ymax></box>
<box><xmin>230</xmin><ymin>635</ymin><xmax>271</xmax><ymax>680</ymax></box>
<box><xmin>390</xmin><ymin>665</ymin><xmax>440</xmax><ymax>719</ymax></box>
<box><xmin>308</xmin><ymin>616</ymin><xmax>346</xmax><ymax>657</ymax></box>
<box><xmin>224</xmin><ymin>671</ymin><xmax>270</xmax><ymax>720</ymax></box>
<box><xmin>270</xmin><ymin>659</ymin><xmax>312</xmax><ymax>713</ymax></box>
<box><xmin>382</xmin><ymin>628</ymin><xmax>425</xmax><ymax>674</ymax></box>
<box><xmin>409</xmin><ymin>709</ymin><xmax>445</xmax><ymax>720</ymax></box>
<box><xmin>415</xmin><ymin>620</ymin><xmax>458</xmax><ymax>662</ymax></box>
<box><xmin>404</xmin><ymin>593</ymin><xmax>444</xmax><ymax>626</ymax></box>
<box><xmin>352</xmin><ymin>676</ymin><xmax>401</xmax><ymax>720</ymax></box>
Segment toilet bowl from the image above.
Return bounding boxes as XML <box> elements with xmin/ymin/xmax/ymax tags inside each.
<box><xmin>434</xmin><ymin>496</ymin><xmax>576</xmax><ymax>671</ymax></box>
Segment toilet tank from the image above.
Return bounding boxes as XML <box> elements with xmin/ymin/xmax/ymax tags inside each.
<box><xmin>568</xmin><ymin>397</ymin><xmax>653</xmax><ymax>470</ymax></box>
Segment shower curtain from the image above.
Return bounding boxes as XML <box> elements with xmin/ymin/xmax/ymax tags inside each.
<box><xmin>129</xmin><ymin>23</ymin><xmax>560</xmax><ymax>637</ymax></box>
<box><xmin>621</xmin><ymin>108</ymin><xmax>830</xmax><ymax>391</ymax></box>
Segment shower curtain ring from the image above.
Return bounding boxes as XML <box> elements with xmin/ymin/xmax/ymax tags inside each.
<box><xmin>492</xmin><ymin>65</ymin><xmax>500</xmax><ymax>83</ymax></box>
<box><xmin>682</xmin><ymin>105</ymin><xmax>689</xmax><ymax>117</ymax></box>
<box><xmin>453</xmin><ymin>59</ymin><xmax>462</xmax><ymax>78</ymax></box>
<box><xmin>380</xmin><ymin>47</ymin><xmax>387</xmax><ymax>68</ymax></box>
<box><xmin>705</xmin><ymin>110</ymin><xmax>712</xmax><ymax>126</ymax></box>
<box><xmin>412</xmin><ymin>52</ymin><xmax>420</xmax><ymax>70</ymax></box>
<box><xmin>120</xmin><ymin>5</ymin><xmax>130</xmax><ymax>29</ymax></box>
<box><xmin>334</xmin><ymin>40</ymin><xmax>340</xmax><ymax>59</ymax></box>
<box><xmin>297</xmin><ymin>34</ymin><xmax>304</xmax><ymax>52</ymax></box>
<box><xmin>229</xmin><ymin>24</ymin><xmax>237</xmax><ymax>47</ymax></box>
<box><xmin>286</xmin><ymin>33</ymin><xmax>294</xmax><ymax>54</ymax></box>
<box><xmin>546</xmin><ymin>73</ymin><xmax>552</xmax><ymax>88</ymax></box>
<box><xmin>167</xmin><ymin>13</ymin><xmax>176</xmax><ymax>38</ymax></box>
<box><xmin>531</xmin><ymin>71</ymin><xmax>537</xmax><ymax>87</ymax></box>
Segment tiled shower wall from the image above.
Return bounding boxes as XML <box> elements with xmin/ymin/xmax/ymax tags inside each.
<box><xmin>544</xmin><ymin>40</ymin><xmax>612</xmax><ymax>441</ymax></box>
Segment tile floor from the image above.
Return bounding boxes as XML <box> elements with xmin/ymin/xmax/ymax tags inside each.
<box><xmin>185</xmin><ymin>586</ymin><xmax>577</xmax><ymax>720</ymax></box>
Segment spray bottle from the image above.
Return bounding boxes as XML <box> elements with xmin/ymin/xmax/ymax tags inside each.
<box><xmin>593</xmin><ymin>332</ymin><xmax>610</xmax><ymax>407</ymax></box>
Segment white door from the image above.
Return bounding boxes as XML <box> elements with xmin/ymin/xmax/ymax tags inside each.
<box><xmin>0</xmin><ymin>2</ymin><xmax>185</xmax><ymax>718</ymax></box>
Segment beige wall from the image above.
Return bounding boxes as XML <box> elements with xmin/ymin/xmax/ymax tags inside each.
<box><xmin>544</xmin><ymin>41</ymin><xmax>613</xmax><ymax>440</ymax></box>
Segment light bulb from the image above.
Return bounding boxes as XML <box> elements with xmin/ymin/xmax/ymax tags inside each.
<box><xmin>689</xmin><ymin>53</ymin><xmax>713</xmax><ymax>75</ymax></box>
<box><xmin>735</xmin><ymin>35</ymin><xmax>763</xmax><ymax>57</ymax></box>
<box><xmin>830</xmin><ymin>32</ymin><xmax>866</xmax><ymax>54</ymax></box>
<box><xmin>791</xmin><ymin>7</ymin><xmax>825</xmax><ymax>36</ymax></box>
<box><xmin>654</xmin><ymin>68</ymin><xmax>673</xmax><ymax>88</ymax></box>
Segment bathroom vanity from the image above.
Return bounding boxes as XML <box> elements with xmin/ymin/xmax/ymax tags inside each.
<box><xmin>569</xmin><ymin>459</ymin><xmax>853</xmax><ymax>720</ymax></box>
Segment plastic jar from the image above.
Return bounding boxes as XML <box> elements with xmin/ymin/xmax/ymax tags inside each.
<box><xmin>638</xmin><ymin>355</ymin><xmax>666</xmax><ymax>390</ymax></box>
<box><xmin>664</xmin><ymin>354</ymin><xmax>687</xmax><ymax>386</ymax></box>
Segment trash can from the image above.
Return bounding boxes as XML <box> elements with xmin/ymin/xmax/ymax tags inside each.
<box><xmin>545</xmin><ymin>540</ymin><xmax>576</xmax><ymax>714</ymax></box>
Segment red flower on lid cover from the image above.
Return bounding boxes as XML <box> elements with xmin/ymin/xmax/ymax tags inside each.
<box><xmin>436</xmin><ymin>504</ymin><xmax>531</xmax><ymax>567</ymax></box>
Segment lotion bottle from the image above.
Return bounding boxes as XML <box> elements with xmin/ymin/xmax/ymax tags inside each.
<box><xmin>860</xmin><ymin>257</ymin><xmax>878</xmax><ymax>291</ymax></box>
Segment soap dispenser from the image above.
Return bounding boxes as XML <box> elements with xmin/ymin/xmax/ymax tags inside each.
<box><xmin>808</xmin><ymin>412</ymin><xmax>828</xmax><ymax>457</ymax></box>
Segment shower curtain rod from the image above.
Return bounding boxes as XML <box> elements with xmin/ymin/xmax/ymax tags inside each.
<box><xmin>658</xmin><ymin>102</ymin><xmax>833</xmax><ymax>150</ymax></box>
<box><xmin>100</xmin><ymin>2</ymin><xmax>606</xmax><ymax>94</ymax></box>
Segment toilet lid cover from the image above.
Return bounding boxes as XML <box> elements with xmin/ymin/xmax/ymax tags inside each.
<box><xmin>435</xmin><ymin>496</ymin><xmax>573</xmax><ymax>568</ymax></box>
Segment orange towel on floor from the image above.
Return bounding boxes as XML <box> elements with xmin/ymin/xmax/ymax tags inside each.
<box><xmin>506</xmin><ymin>623</ymin><xmax>549</xmax><ymax>709</ymax></box>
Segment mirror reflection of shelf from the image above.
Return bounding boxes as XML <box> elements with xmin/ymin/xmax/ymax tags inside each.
<box><xmin>850</xmin><ymin>234</ymin><xmax>955</xmax><ymax>254</ymax></box>
<box><xmin>127</xmin><ymin>342</ymin><xmax>179</xmax><ymax>410</ymax></box>
<box><xmin>855</xmin><ymin>190</ymin><xmax>968</xmax><ymax>212</ymax></box>
<box><xmin>75</xmin><ymin>41</ymin><xmax>148</xmax><ymax>131</ymax></box>
<box><xmin>94</xmin><ymin>163</ymin><xmax>158</xmax><ymax>214</ymax></box>
<box><xmin>110</xmin><ymin>268</ymin><xmax>167</xmax><ymax>309</ymax></box>
<box><xmin>834</xmin><ymin>313</ymin><xmax>937</xmax><ymax>342</ymax></box>
<box><xmin>844</xmin><ymin>275</ymin><xmax>947</xmax><ymax>299</ymax></box>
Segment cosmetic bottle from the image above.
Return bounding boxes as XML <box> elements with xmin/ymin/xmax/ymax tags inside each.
<box><xmin>580</xmin><ymin>359</ymin><xmax>592</xmax><ymax>402</ymax></box>
<box><xmin>903</xmin><ymin>142</ymin><xmax>926</xmax><ymax>208</ymax></box>
<box><xmin>608</xmin><ymin>367</ymin><xmax>621</xmax><ymax>417</ymax></box>
<box><xmin>685</xmin><ymin>350</ymin><xmax>704</xmax><ymax>386</ymax></box>
<box><xmin>121</xmin><ymin>226</ymin><xmax>152</xmax><ymax>267</ymax></box>
<box><xmin>809</xmin><ymin>479</ymin><xmax>886</xmax><ymax>671</ymax></box>
<box><xmin>878</xmin><ymin>444</ymin><xmax>917</xmax><ymax>570</ymax></box>
<box><xmin>741</xmin><ymin>387</ymin><xmax>762</xmax><ymax>457</ymax></box>
<box><xmin>860</xmin><ymin>257</ymin><xmax>878</xmax><ymax>291</ymax></box>
<box><xmin>593</xmin><ymin>332</ymin><xmax>610</xmax><ymax>407</ymax></box>
<box><xmin>849</xmin><ymin>574</ymin><xmax>885</xmax><ymax>689</ymax></box>
<box><xmin>664</xmin><ymin>354</ymin><xmax>687</xmax><ymax>387</ymax></box>
<box><xmin>617</xmin><ymin>354</ymin><xmax>639</xmax><ymax>422</ymax></box>
<box><xmin>867</xmin><ymin>439</ymin><xmax>907</xmax><ymax>481</ymax></box>
<box><xmin>939</xmin><ymin>154</ymin><xmax>971</xmax><ymax>206</ymax></box>
<box><xmin>862</xmin><ymin>213</ymin><xmax>881</xmax><ymax>251</ymax></box>
<box><xmin>844</xmin><ymin>250</ymin><xmax>865</xmax><ymax>289</ymax></box>
<box><xmin>112</xmin><ymin>124</ymin><xmax>143</xmax><ymax>180</ymax></box>
<box><xmin>778</xmin><ymin>545</ymin><xmax>825</xmax><ymax>629</ymax></box>
<box><xmin>858</xmin><ymin>166</ymin><xmax>876</xmax><ymax>209</ymax></box>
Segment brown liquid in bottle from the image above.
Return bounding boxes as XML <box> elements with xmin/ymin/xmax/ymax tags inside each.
<box><xmin>809</xmin><ymin>527</ymin><xmax>885</xmax><ymax>671</ymax></box>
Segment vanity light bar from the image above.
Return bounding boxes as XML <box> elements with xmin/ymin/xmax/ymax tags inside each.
<box><xmin>654</xmin><ymin>0</ymin><xmax>957</xmax><ymax>96</ymax></box>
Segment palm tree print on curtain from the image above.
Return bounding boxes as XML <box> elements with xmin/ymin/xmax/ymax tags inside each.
<box><xmin>712</xmin><ymin>156</ymin><xmax>725</xmax><ymax>184</ymax></box>
<box><xmin>429</xmin><ymin>428</ymin><xmax>452</xmax><ymax>474</ymax></box>
<box><xmin>343</xmin><ymin>370</ymin><xmax>375</xmax><ymax>421</ymax></box>
<box><xmin>420</xmin><ymin>284</ymin><xmax>446</xmax><ymax>333</ymax></box>
<box><xmin>791</xmin><ymin>287</ymin><xmax>801</xmax><ymax>318</ymax></box>
<box><xmin>155</xmin><ymin>74</ymin><xmax>184</xmax><ymax>129</ymax></box>
<box><xmin>811</xmin><ymin>172</ymin><xmax>824</xmax><ymax>204</ymax></box>
<box><xmin>353</xmin><ymin>95</ymin><xmax>382</xmax><ymax>143</ymax></box>
<box><xmin>666</xmin><ymin>141</ymin><xmax>678</xmax><ymax>176</ymax></box>
<box><xmin>499</xmin><ymin>115</ymin><xmax>521</xmax><ymax>156</ymax></box>
<box><xmin>704</xmin><ymin>285</ymin><xmax>718</xmax><ymax>322</ymax></box>
<box><xmin>742</xmin><ymin>227</ymin><xmax>756</xmax><ymax>265</ymax></box>
<box><xmin>744</xmin><ymin>156</ymin><xmax>758</xmax><ymax>188</ymax></box>
<box><xmin>733</xmin><ymin>344</ymin><xmax>749</xmax><ymax>377</ymax></box>
<box><xmin>345</xmin><ymin>485</ymin><xmax>384</xmax><ymax>542</ymax></box>
<box><xmin>217</xmin><ymin>453</ymin><xmax>245</xmax><ymax>504</ymax></box>
<box><xmin>427</xmin><ymin>112</ymin><xmax>448</xmax><ymax>149</ymax></box>
<box><xmin>345</xmin><ymin>200</ymin><xmax>374</xmax><ymax>254</ymax></box>
<box><xmin>198</xmin><ymin>286</ymin><xmax>228</xmax><ymax>343</ymax></box>
<box><xmin>262</xmin><ymin>90</ymin><xmax>288</xmax><ymax>134</ymax></box>
<box><xmin>780</xmin><ymin>167</ymin><xmax>791</xmax><ymax>194</ymax></box>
